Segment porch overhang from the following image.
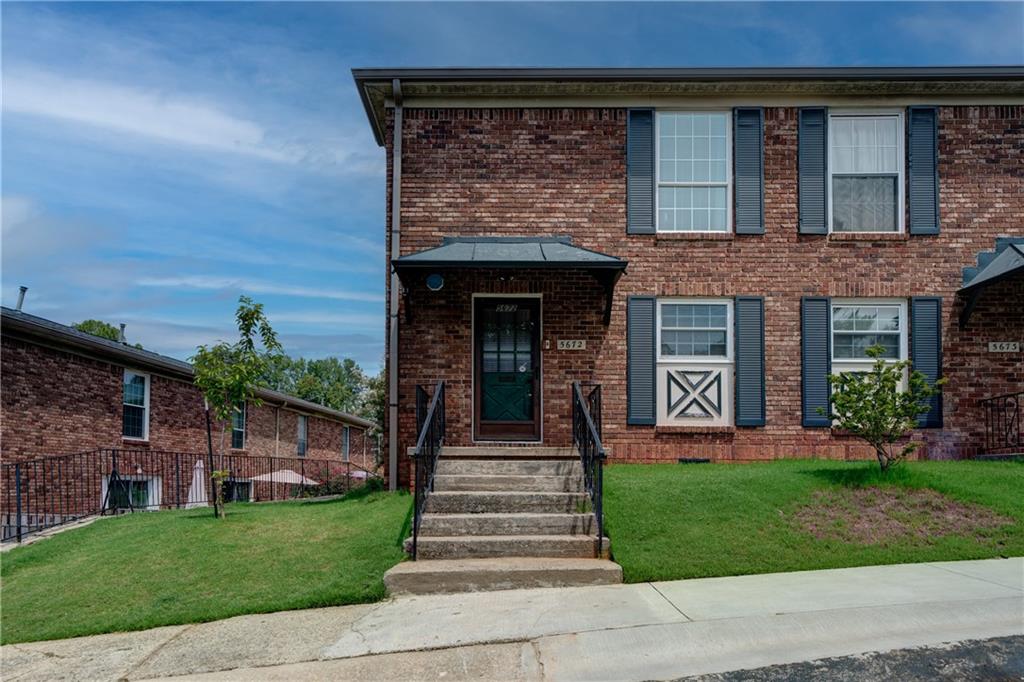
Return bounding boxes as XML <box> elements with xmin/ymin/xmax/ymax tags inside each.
<box><xmin>392</xmin><ymin>236</ymin><xmax>627</xmax><ymax>324</ymax></box>
<box><xmin>957</xmin><ymin>240</ymin><xmax>1024</xmax><ymax>329</ymax></box>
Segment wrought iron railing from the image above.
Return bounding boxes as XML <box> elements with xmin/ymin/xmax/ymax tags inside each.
<box><xmin>1</xmin><ymin>448</ymin><xmax>381</xmax><ymax>542</ymax></box>
<box><xmin>571</xmin><ymin>381</ymin><xmax>606</xmax><ymax>551</ymax></box>
<box><xmin>981</xmin><ymin>391</ymin><xmax>1022</xmax><ymax>455</ymax></box>
<box><xmin>411</xmin><ymin>380</ymin><xmax>445</xmax><ymax>560</ymax></box>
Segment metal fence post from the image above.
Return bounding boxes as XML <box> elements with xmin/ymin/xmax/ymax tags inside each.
<box><xmin>15</xmin><ymin>464</ymin><xmax>23</xmax><ymax>543</ymax></box>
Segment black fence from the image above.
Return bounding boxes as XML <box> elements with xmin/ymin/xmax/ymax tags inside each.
<box><xmin>982</xmin><ymin>391</ymin><xmax>1022</xmax><ymax>455</ymax></box>
<box><xmin>2</xmin><ymin>448</ymin><xmax>381</xmax><ymax>542</ymax></box>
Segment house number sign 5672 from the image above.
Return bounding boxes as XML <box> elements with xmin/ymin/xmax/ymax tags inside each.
<box><xmin>557</xmin><ymin>339</ymin><xmax>586</xmax><ymax>351</ymax></box>
<box><xmin>988</xmin><ymin>342</ymin><xmax>1020</xmax><ymax>352</ymax></box>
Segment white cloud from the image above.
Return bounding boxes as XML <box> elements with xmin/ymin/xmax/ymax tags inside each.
<box><xmin>3</xmin><ymin>69</ymin><xmax>298</xmax><ymax>163</ymax></box>
<box><xmin>136</xmin><ymin>275</ymin><xmax>383</xmax><ymax>303</ymax></box>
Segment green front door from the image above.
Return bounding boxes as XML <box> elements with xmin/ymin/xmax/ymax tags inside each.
<box><xmin>475</xmin><ymin>298</ymin><xmax>540</xmax><ymax>440</ymax></box>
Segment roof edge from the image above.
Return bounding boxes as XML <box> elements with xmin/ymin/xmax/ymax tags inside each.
<box><xmin>353</xmin><ymin>66</ymin><xmax>1024</xmax><ymax>146</ymax></box>
<box><xmin>1</xmin><ymin>307</ymin><xmax>376</xmax><ymax>429</ymax></box>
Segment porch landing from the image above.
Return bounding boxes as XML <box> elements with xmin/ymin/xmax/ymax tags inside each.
<box><xmin>386</xmin><ymin>447</ymin><xmax>621</xmax><ymax>595</ymax></box>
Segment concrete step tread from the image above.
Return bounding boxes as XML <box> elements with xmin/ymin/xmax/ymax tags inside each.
<box><xmin>386</xmin><ymin>557</ymin><xmax>620</xmax><ymax>575</ymax></box>
<box><xmin>420</xmin><ymin>512</ymin><xmax>593</xmax><ymax>520</ymax></box>
<box><xmin>435</xmin><ymin>473</ymin><xmax>581</xmax><ymax>479</ymax></box>
<box><xmin>440</xmin><ymin>447</ymin><xmax>579</xmax><ymax>459</ymax></box>
<box><xmin>384</xmin><ymin>557</ymin><xmax>623</xmax><ymax>594</ymax></box>
<box><xmin>414</xmin><ymin>534</ymin><xmax>608</xmax><ymax>542</ymax></box>
<box><xmin>431</xmin><ymin>491</ymin><xmax>586</xmax><ymax>497</ymax></box>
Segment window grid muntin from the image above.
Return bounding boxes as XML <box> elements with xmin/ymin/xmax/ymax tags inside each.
<box><xmin>831</xmin><ymin>303</ymin><xmax>906</xmax><ymax>361</ymax></box>
<box><xmin>297</xmin><ymin>415</ymin><xmax>308</xmax><ymax>457</ymax></box>
<box><xmin>656</xmin><ymin>111</ymin><xmax>732</xmax><ymax>233</ymax></box>
<box><xmin>658</xmin><ymin>301</ymin><xmax>732</xmax><ymax>361</ymax></box>
<box><xmin>827</xmin><ymin>111</ymin><xmax>904</xmax><ymax>234</ymax></box>
<box><xmin>122</xmin><ymin>370</ymin><xmax>149</xmax><ymax>440</ymax></box>
<box><xmin>231</xmin><ymin>403</ymin><xmax>246</xmax><ymax>449</ymax></box>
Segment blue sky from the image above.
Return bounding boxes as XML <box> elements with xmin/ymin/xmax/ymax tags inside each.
<box><xmin>2</xmin><ymin>2</ymin><xmax>1021</xmax><ymax>370</ymax></box>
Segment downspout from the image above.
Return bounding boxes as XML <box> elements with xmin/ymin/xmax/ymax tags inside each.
<box><xmin>388</xmin><ymin>78</ymin><xmax>403</xmax><ymax>491</ymax></box>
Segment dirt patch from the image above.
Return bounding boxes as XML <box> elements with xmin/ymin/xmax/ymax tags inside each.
<box><xmin>792</xmin><ymin>486</ymin><xmax>1014</xmax><ymax>546</ymax></box>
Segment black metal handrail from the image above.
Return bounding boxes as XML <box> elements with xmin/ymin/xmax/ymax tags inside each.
<box><xmin>981</xmin><ymin>390</ymin><xmax>1022</xmax><ymax>454</ymax></box>
<box><xmin>571</xmin><ymin>381</ymin><xmax>606</xmax><ymax>552</ymax></box>
<box><xmin>1</xmin><ymin>448</ymin><xmax>382</xmax><ymax>542</ymax></box>
<box><xmin>411</xmin><ymin>380</ymin><xmax>445</xmax><ymax>560</ymax></box>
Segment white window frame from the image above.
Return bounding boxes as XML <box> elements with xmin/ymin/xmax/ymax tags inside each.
<box><xmin>122</xmin><ymin>369</ymin><xmax>150</xmax><ymax>441</ymax></box>
<box><xmin>297</xmin><ymin>415</ymin><xmax>308</xmax><ymax>457</ymax></box>
<box><xmin>655</xmin><ymin>110</ymin><xmax>733</xmax><ymax>234</ymax></box>
<box><xmin>101</xmin><ymin>474</ymin><xmax>162</xmax><ymax>511</ymax></box>
<box><xmin>827</xmin><ymin>109</ymin><xmax>905</xmax><ymax>235</ymax></box>
<box><xmin>830</xmin><ymin>299</ymin><xmax>909</xmax><ymax>365</ymax></box>
<box><xmin>231</xmin><ymin>402</ymin><xmax>246</xmax><ymax>450</ymax></box>
<box><xmin>342</xmin><ymin>425</ymin><xmax>351</xmax><ymax>462</ymax></box>
<box><xmin>223</xmin><ymin>477</ymin><xmax>253</xmax><ymax>503</ymax></box>
<box><xmin>657</xmin><ymin>298</ymin><xmax>734</xmax><ymax>364</ymax></box>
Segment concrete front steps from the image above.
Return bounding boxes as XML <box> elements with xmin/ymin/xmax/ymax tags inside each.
<box><xmin>384</xmin><ymin>557</ymin><xmax>622</xmax><ymax>595</ymax></box>
<box><xmin>385</xmin><ymin>447</ymin><xmax>620</xmax><ymax>595</ymax></box>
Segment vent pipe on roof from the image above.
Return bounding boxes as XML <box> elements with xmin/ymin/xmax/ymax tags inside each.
<box><xmin>15</xmin><ymin>286</ymin><xmax>27</xmax><ymax>311</ymax></box>
<box><xmin>119</xmin><ymin>323</ymin><xmax>127</xmax><ymax>344</ymax></box>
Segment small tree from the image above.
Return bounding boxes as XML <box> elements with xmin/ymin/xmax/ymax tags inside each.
<box><xmin>822</xmin><ymin>345</ymin><xmax>945</xmax><ymax>472</ymax></box>
<box><xmin>192</xmin><ymin>297</ymin><xmax>283</xmax><ymax>517</ymax></box>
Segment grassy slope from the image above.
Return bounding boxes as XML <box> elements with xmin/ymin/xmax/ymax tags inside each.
<box><xmin>605</xmin><ymin>460</ymin><xmax>1024</xmax><ymax>583</ymax></box>
<box><xmin>1</xmin><ymin>490</ymin><xmax>411</xmax><ymax>644</ymax></box>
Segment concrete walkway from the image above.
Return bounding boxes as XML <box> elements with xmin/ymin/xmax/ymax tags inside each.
<box><xmin>3</xmin><ymin>558</ymin><xmax>1021</xmax><ymax>681</ymax></box>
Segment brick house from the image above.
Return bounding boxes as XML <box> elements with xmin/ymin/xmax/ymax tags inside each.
<box><xmin>1</xmin><ymin>306</ymin><xmax>377</xmax><ymax>517</ymax></box>
<box><xmin>354</xmin><ymin>67</ymin><xmax>1023</xmax><ymax>491</ymax></box>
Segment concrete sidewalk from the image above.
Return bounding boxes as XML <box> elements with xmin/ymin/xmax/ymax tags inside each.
<box><xmin>3</xmin><ymin>558</ymin><xmax>1021</xmax><ymax>681</ymax></box>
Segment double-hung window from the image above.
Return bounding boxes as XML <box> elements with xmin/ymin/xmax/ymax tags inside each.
<box><xmin>829</xmin><ymin>111</ymin><xmax>904</xmax><ymax>233</ymax></box>
<box><xmin>342</xmin><ymin>426</ymin><xmax>351</xmax><ymax>462</ymax></box>
<box><xmin>122</xmin><ymin>370</ymin><xmax>149</xmax><ymax>440</ymax></box>
<box><xmin>657</xmin><ymin>112</ymin><xmax>731</xmax><ymax>232</ymax></box>
<box><xmin>656</xmin><ymin>300</ymin><xmax>734</xmax><ymax>426</ymax></box>
<box><xmin>297</xmin><ymin>415</ymin><xmax>308</xmax><ymax>457</ymax></box>
<box><xmin>831</xmin><ymin>302</ymin><xmax>906</xmax><ymax>362</ymax></box>
<box><xmin>231</xmin><ymin>402</ymin><xmax>246</xmax><ymax>449</ymax></box>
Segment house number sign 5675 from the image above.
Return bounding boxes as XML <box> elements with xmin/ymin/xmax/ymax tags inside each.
<box><xmin>988</xmin><ymin>342</ymin><xmax>1020</xmax><ymax>352</ymax></box>
<box><xmin>558</xmin><ymin>339</ymin><xmax>586</xmax><ymax>351</ymax></box>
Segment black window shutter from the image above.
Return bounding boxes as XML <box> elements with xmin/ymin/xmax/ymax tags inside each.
<box><xmin>911</xmin><ymin>297</ymin><xmax>943</xmax><ymax>428</ymax></box>
<box><xmin>798</xmin><ymin>108</ymin><xmax>828</xmax><ymax>234</ymax></box>
<box><xmin>734</xmin><ymin>108</ymin><xmax>765</xmax><ymax>234</ymax></box>
<box><xmin>801</xmin><ymin>297</ymin><xmax>831</xmax><ymax>427</ymax></box>
<box><xmin>627</xmin><ymin>109</ymin><xmax>655</xmax><ymax>234</ymax></box>
<box><xmin>734</xmin><ymin>296</ymin><xmax>766</xmax><ymax>426</ymax></box>
<box><xmin>627</xmin><ymin>296</ymin><xmax>656</xmax><ymax>425</ymax></box>
<box><xmin>908</xmin><ymin>107</ymin><xmax>940</xmax><ymax>235</ymax></box>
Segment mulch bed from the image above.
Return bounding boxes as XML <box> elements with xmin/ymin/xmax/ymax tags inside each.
<box><xmin>791</xmin><ymin>486</ymin><xmax>1014</xmax><ymax>546</ymax></box>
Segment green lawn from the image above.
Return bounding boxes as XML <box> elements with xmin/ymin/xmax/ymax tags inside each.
<box><xmin>1</xmin><ymin>488</ymin><xmax>411</xmax><ymax>644</ymax></box>
<box><xmin>605</xmin><ymin>460</ymin><xmax>1024</xmax><ymax>583</ymax></box>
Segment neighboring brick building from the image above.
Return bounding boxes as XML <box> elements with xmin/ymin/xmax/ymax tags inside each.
<box><xmin>1</xmin><ymin>307</ymin><xmax>376</xmax><ymax>468</ymax></box>
<box><xmin>354</xmin><ymin>67</ymin><xmax>1023</xmax><ymax>489</ymax></box>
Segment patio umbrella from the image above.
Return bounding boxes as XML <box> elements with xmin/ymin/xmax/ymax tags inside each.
<box><xmin>250</xmin><ymin>469</ymin><xmax>319</xmax><ymax>486</ymax></box>
<box><xmin>185</xmin><ymin>459</ymin><xmax>209</xmax><ymax>508</ymax></box>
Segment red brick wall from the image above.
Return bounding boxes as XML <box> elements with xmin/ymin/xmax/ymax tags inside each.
<box><xmin>1</xmin><ymin>336</ymin><xmax>371</xmax><ymax>466</ymax></box>
<box><xmin>384</xmin><ymin>105</ymin><xmax>1023</xmax><ymax>486</ymax></box>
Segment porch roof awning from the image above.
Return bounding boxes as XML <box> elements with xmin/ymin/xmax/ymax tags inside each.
<box><xmin>392</xmin><ymin>236</ymin><xmax>627</xmax><ymax>272</ymax></box>
<box><xmin>393</xmin><ymin>236</ymin><xmax>627</xmax><ymax>324</ymax></box>
<box><xmin>957</xmin><ymin>238</ymin><xmax>1024</xmax><ymax>328</ymax></box>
